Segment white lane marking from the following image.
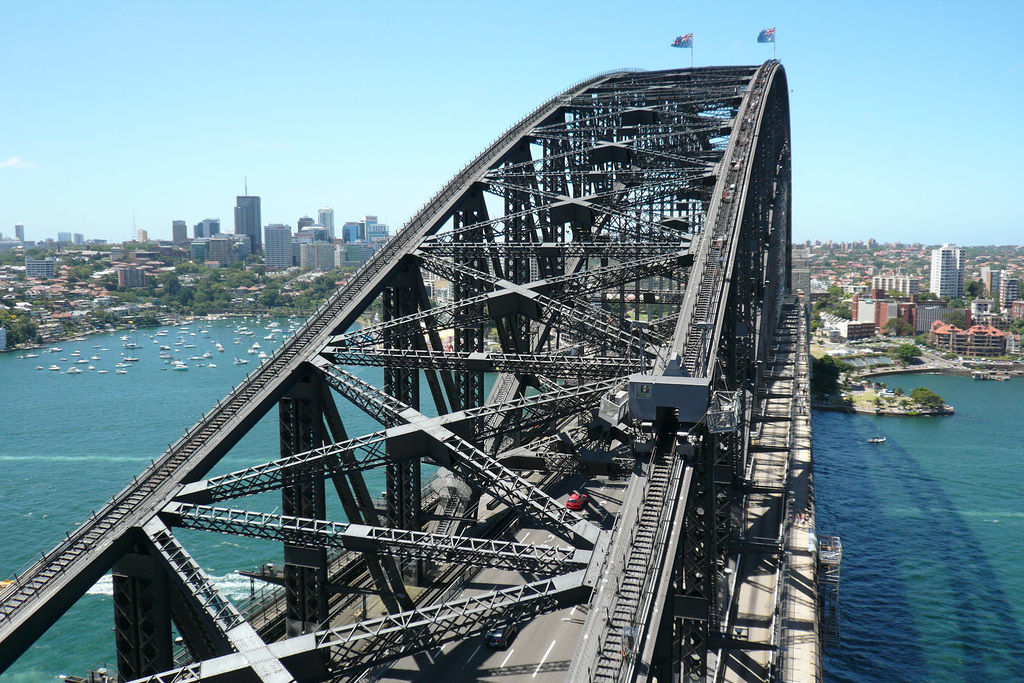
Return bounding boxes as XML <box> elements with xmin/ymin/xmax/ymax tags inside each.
<box><xmin>500</xmin><ymin>647</ymin><xmax>516</xmax><ymax>668</ymax></box>
<box><xmin>570</xmin><ymin>606</ymin><xmax>576</xmax><ymax>616</ymax></box>
<box><xmin>522</xmin><ymin>531</ymin><xmax>531</xmax><ymax>542</ymax></box>
<box><xmin>533</xmin><ymin>639</ymin><xmax>556</xmax><ymax>678</ymax></box>
<box><xmin>467</xmin><ymin>642</ymin><xmax>482</xmax><ymax>665</ymax></box>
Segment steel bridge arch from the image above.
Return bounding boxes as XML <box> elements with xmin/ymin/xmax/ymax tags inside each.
<box><xmin>0</xmin><ymin>61</ymin><xmax>792</xmax><ymax>683</ymax></box>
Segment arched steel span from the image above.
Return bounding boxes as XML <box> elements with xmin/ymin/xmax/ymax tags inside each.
<box><xmin>0</xmin><ymin>61</ymin><xmax>792</xmax><ymax>683</ymax></box>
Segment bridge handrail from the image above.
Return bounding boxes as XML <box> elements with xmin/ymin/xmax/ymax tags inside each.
<box><xmin>0</xmin><ymin>67</ymin><xmax>644</xmax><ymax>625</ymax></box>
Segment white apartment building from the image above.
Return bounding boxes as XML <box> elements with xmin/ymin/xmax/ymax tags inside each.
<box><xmin>929</xmin><ymin>243</ymin><xmax>964</xmax><ymax>298</ymax></box>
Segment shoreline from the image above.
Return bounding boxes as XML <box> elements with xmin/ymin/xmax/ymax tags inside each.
<box><xmin>3</xmin><ymin>312</ymin><xmax>301</xmax><ymax>354</ymax></box>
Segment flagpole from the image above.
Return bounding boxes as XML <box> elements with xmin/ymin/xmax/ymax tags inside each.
<box><xmin>691</xmin><ymin>38</ymin><xmax>694</xmax><ymax>68</ymax></box>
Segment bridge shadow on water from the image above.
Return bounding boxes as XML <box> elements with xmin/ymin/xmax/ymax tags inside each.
<box><xmin>815</xmin><ymin>411</ymin><xmax>1024</xmax><ymax>682</ymax></box>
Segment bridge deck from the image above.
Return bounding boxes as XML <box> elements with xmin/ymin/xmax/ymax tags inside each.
<box><xmin>720</xmin><ymin>301</ymin><xmax>819</xmax><ymax>682</ymax></box>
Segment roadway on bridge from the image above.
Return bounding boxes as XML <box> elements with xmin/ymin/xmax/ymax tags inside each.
<box><xmin>378</xmin><ymin>474</ymin><xmax>627</xmax><ymax>683</ymax></box>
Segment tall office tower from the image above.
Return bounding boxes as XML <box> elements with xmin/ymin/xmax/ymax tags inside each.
<box><xmin>999</xmin><ymin>278</ymin><xmax>1020</xmax><ymax>308</ymax></box>
<box><xmin>929</xmin><ymin>243</ymin><xmax>965</xmax><ymax>298</ymax></box>
<box><xmin>297</xmin><ymin>216</ymin><xmax>315</xmax><ymax>232</ymax></box>
<box><xmin>136</xmin><ymin>229</ymin><xmax>148</xmax><ymax>243</ymax></box>
<box><xmin>234</xmin><ymin>195</ymin><xmax>262</xmax><ymax>255</ymax></box>
<box><xmin>14</xmin><ymin>224</ymin><xmax>24</xmax><ymax>242</ymax></box>
<box><xmin>980</xmin><ymin>266</ymin><xmax>1001</xmax><ymax>298</ymax></box>
<box><xmin>73</xmin><ymin>233</ymin><xmax>85</xmax><ymax>244</ymax></box>
<box><xmin>194</xmin><ymin>219</ymin><xmax>221</xmax><ymax>239</ymax></box>
<box><xmin>264</xmin><ymin>224</ymin><xmax>293</xmax><ymax>269</ymax></box>
<box><xmin>318</xmin><ymin>207</ymin><xmax>335</xmax><ymax>239</ymax></box>
<box><xmin>364</xmin><ymin>216</ymin><xmax>390</xmax><ymax>241</ymax></box>
<box><xmin>172</xmin><ymin>220</ymin><xmax>188</xmax><ymax>245</ymax></box>
<box><xmin>342</xmin><ymin>221</ymin><xmax>362</xmax><ymax>243</ymax></box>
<box><xmin>57</xmin><ymin>232</ymin><xmax>72</xmax><ymax>244</ymax></box>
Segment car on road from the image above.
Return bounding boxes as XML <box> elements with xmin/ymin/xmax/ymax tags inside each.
<box><xmin>485</xmin><ymin>621</ymin><xmax>519</xmax><ymax>648</ymax></box>
<box><xmin>566</xmin><ymin>492</ymin><xmax>588</xmax><ymax>511</ymax></box>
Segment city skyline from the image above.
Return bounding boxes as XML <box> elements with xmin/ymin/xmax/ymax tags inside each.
<box><xmin>2</xmin><ymin>2</ymin><xmax>1022</xmax><ymax>245</ymax></box>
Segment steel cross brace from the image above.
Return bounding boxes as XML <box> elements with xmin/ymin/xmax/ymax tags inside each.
<box><xmin>141</xmin><ymin>518</ymin><xmax>293</xmax><ymax>683</ymax></box>
<box><xmin>175</xmin><ymin>377</ymin><xmax>624</xmax><ymax>506</ymax></box>
<box><xmin>312</xmin><ymin>364</ymin><xmax>600</xmax><ymax>549</ymax></box>
<box><xmin>126</xmin><ymin>570</ymin><xmax>591</xmax><ymax>683</ymax></box>
<box><xmin>162</xmin><ymin>503</ymin><xmax>590</xmax><ymax>576</ymax></box>
<box><xmin>323</xmin><ymin>347</ymin><xmax>641</xmax><ymax>379</ymax></box>
<box><xmin>417</xmin><ymin>239</ymin><xmax>688</xmax><ymax>262</ymax></box>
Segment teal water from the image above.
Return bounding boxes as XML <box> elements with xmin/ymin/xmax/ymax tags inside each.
<box><xmin>5</xmin><ymin>334</ymin><xmax>1024</xmax><ymax>681</ymax></box>
<box><xmin>815</xmin><ymin>374</ymin><xmax>1024</xmax><ymax>681</ymax></box>
<box><xmin>0</xmin><ymin>319</ymin><xmax>389</xmax><ymax>680</ymax></box>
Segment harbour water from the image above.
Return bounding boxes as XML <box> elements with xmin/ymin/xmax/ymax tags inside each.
<box><xmin>0</xmin><ymin>318</ymin><xmax>387</xmax><ymax>680</ymax></box>
<box><xmin>816</xmin><ymin>374</ymin><xmax>1024</xmax><ymax>681</ymax></box>
<box><xmin>3</xmin><ymin>330</ymin><xmax>1024</xmax><ymax>680</ymax></box>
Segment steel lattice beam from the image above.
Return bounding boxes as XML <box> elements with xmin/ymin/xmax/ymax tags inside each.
<box><xmin>1</xmin><ymin>63</ymin><xmax>793</xmax><ymax>683</ymax></box>
<box><xmin>163</xmin><ymin>503</ymin><xmax>589</xmax><ymax>575</ymax></box>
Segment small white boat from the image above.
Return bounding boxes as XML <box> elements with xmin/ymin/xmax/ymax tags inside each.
<box><xmin>868</xmin><ymin>436</ymin><xmax>886</xmax><ymax>444</ymax></box>
<box><xmin>116</xmin><ymin>369</ymin><xmax>128</xmax><ymax>374</ymax></box>
<box><xmin>48</xmin><ymin>365</ymin><xmax>60</xmax><ymax>371</ymax></box>
<box><xmin>97</xmin><ymin>370</ymin><xmax>108</xmax><ymax>374</ymax></box>
<box><xmin>233</xmin><ymin>358</ymin><xmax>248</xmax><ymax>365</ymax></box>
<box><xmin>66</xmin><ymin>367</ymin><xmax>82</xmax><ymax>374</ymax></box>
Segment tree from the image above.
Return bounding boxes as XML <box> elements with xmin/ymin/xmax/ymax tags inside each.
<box><xmin>942</xmin><ymin>311</ymin><xmax>966</xmax><ymax>328</ymax></box>
<box><xmin>811</xmin><ymin>355</ymin><xmax>850</xmax><ymax>396</ymax></box>
<box><xmin>910</xmin><ymin>387</ymin><xmax>945</xmax><ymax>409</ymax></box>
<box><xmin>891</xmin><ymin>342</ymin><xmax>922</xmax><ymax>365</ymax></box>
<box><xmin>948</xmin><ymin>298</ymin><xmax>966</xmax><ymax>309</ymax></box>
<box><xmin>965</xmin><ymin>280</ymin><xmax>985</xmax><ymax>298</ymax></box>
<box><xmin>884</xmin><ymin>318</ymin><xmax>914</xmax><ymax>337</ymax></box>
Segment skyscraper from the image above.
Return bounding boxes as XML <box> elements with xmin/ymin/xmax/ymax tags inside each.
<box><xmin>264</xmin><ymin>224</ymin><xmax>293</xmax><ymax>269</ymax></box>
<box><xmin>929</xmin><ymin>243</ymin><xmax>965</xmax><ymax>298</ymax></box>
<box><xmin>297</xmin><ymin>216</ymin><xmax>315</xmax><ymax>232</ymax></box>
<box><xmin>980</xmin><ymin>266</ymin><xmax>1001</xmax><ymax>298</ymax></box>
<box><xmin>234</xmin><ymin>196</ymin><xmax>262</xmax><ymax>255</ymax></box>
<box><xmin>194</xmin><ymin>219</ymin><xmax>221</xmax><ymax>239</ymax></box>
<box><xmin>999</xmin><ymin>278</ymin><xmax>1020</xmax><ymax>308</ymax></box>
<box><xmin>172</xmin><ymin>220</ymin><xmax>188</xmax><ymax>245</ymax></box>
<box><xmin>14</xmin><ymin>224</ymin><xmax>24</xmax><ymax>242</ymax></box>
<box><xmin>318</xmin><ymin>207</ymin><xmax>335</xmax><ymax>240</ymax></box>
<box><xmin>57</xmin><ymin>232</ymin><xmax>72</xmax><ymax>244</ymax></box>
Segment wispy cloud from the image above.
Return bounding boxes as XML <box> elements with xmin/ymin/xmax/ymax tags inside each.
<box><xmin>0</xmin><ymin>156</ymin><xmax>38</xmax><ymax>169</ymax></box>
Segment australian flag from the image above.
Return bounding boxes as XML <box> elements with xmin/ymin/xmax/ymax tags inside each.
<box><xmin>671</xmin><ymin>33</ymin><xmax>693</xmax><ymax>48</ymax></box>
<box><xmin>757</xmin><ymin>27</ymin><xmax>776</xmax><ymax>43</ymax></box>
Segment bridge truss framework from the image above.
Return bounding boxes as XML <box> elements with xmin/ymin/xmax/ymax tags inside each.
<box><xmin>0</xmin><ymin>61</ymin><xmax>792</xmax><ymax>682</ymax></box>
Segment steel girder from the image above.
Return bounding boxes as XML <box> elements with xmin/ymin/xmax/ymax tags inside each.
<box><xmin>174</xmin><ymin>377</ymin><xmax>622</xmax><ymax>506</ymax></box>
<box><xmin>1</xmin><ymin>64</ymin><xmax>793</xmax><ymax>683</ymax></box>
<box><xmin>163</xmin><ymin>504</ymin><xmax>589</xmax><ymax>576</ymax></box>
<box><xmin>323</xmin><ymin>347</ymin><xmax>641</xmax><ymax>379</ymax></box>
<box><xmin>127</xmin><ymin>571</ymin><xmax>591</xmax><ymax>683</ymax></box>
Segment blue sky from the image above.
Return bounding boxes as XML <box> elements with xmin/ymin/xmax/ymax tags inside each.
<box><xmin>2</xmin><ymin>1</ymin><xmax>1022</xmax><ymax>245</ymax></box>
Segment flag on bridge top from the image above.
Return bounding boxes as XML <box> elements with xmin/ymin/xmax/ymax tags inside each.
<box><xmin>671</xmin><ymin>33</ymin><xmax>693</xmax><ymax>48</ymax></box>
<box><xmin>757</xmin><ymin>27</ymin><xmax>776</xmax><ymax>43</ymax></box>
